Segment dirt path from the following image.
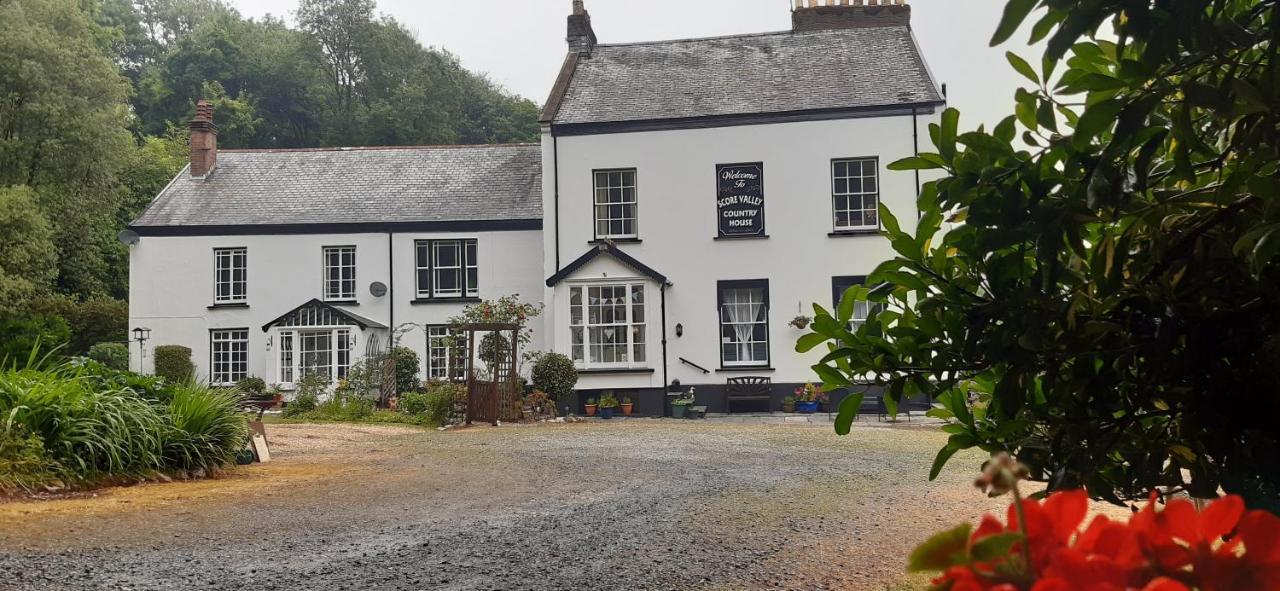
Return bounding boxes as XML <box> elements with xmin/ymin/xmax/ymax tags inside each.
<box><xmin>1</xmin><ymin>420</ymin><xmax>1016</xmax><ymax>590</ymax></box>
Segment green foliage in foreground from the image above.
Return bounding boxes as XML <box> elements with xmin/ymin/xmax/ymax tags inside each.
<box><xmin>803</xmin><ymin>0</ymin><xmax>1280</xmax><ymax>510</ymax></box>
<box><xmin>0</xmin><ymin>358</ymin><xmax>248</xmax><ymax>493</ymax></box>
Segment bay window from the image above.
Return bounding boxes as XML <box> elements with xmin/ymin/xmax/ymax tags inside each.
<box><xmin>277</xmin><ymin>328</ymin><xmax>352</xmax><ymax>386</ymax></box>
<box><xmin>569</xmin><ymin>283</ymin><xmax>646</xmax><ymax>368</ymax></box>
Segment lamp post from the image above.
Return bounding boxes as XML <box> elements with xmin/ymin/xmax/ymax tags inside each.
<box><xmin>131</xmin><ymin>327</ymin><xmax>151</xmax><ymax>360</ymax></box>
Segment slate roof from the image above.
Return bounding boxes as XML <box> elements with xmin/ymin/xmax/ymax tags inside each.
<box><xmin>546</xmin><ymin>27</ymin><xmax>943</xmax><ymax>125</ymax></box>
<box><xmin>132</xmin><ymin>144</ymin><xmax>542</xmax><ymax>229</ymax></box>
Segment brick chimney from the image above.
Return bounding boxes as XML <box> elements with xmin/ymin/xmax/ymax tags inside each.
<box><xmin>792</xmin><ymin>0</ymin><xmax>911</xmax><ymax>32</ymax></box>
<box><xmin>567</xmin><ymin>0</ymin><xmax>597</xmax><ymax>54</ymax></box>
<box><xmin>188</xmin><ymin>99</ymin><xmax>218</xmax><ymax>178</ymax></box>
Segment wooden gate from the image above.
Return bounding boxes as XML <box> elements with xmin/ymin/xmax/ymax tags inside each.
<box><xmin>463</xmin><ymin>322</ymin><xmax>522</xmax><ymax>426</ymax></box>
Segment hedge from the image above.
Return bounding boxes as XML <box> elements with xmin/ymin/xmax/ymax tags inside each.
<box><xmin>153</xmin><ymin>345</ymin><xmax>194</xmax><ymax>383</ymax></box>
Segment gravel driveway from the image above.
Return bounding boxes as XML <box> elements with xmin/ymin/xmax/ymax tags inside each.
<box><xmin>0</xmin><ymin>420</ymin><xmax>1004</xmax><ymax>590</ymax></box>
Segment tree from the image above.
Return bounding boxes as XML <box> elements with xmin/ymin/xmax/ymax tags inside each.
<box><xmin>802</xmin><ymin>0</ymin><xmax>1280</xmax><ymax>511</ymax></box>
<box><xmin>0</xmin><ymin>187</ymin><xmax>57</xmax><ymax>307</ymax></box>
<box><xmin>296</xmin><ymin>0</ymin><xmax>375</xmax><ymax>136</ymax></box>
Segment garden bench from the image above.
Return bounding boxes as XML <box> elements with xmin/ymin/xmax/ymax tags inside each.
<box><xmin>725</xmin><ymin>377</ymin><xmax>772</xmax><ymax>413</ymax></box>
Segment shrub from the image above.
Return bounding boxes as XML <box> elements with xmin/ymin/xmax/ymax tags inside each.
<box><xmin>30</xmin><ymin>295</ymin><xmax>128</xmax><ymax>356</ymax></box>
<box><xmin>235</xmin><ymin>376</ymin><xmax>267</xmax><ymax>396</ymax></box>
<box><xmin>0</xmin><ymin>360</ymin><xmax>248</xmax><ymax>492</ymax></box>
<box><xmin>531</xmin><ymin>352</ymin><xmax>577</xmax><ymax>408</ymax></box>
<box><xmin>160</xmin><ymin>382</ymin><xmax>248</xmax><ymax>472</ymax></box>
<box><xmin>397</xmin><ymin>391</ymin><xmax>431</xmax><ymax>416</ymax></box>
<box><xmin>0</xmin><ymin>312</ymin><xmax>71</xmax><ymax>367</ymax></box>
<box><xmin>153</xmin><ymin>345</ymin><xmax>194</xmax><ymax>383</ymax></box>
<box><xmin>88</xmin><ymin>342</ymin><xmax>129</xmax><ymax>371</ymax></box>
<box><xmin>391</xmin><ymin>347</ymin><xmax>420</xmax><ymax>395</ymax></box>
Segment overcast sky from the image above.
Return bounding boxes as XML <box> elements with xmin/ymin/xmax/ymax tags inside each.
<box><xmin>227</xmin><ymin>0</ymin><xmax>1041</xmax><ymax>131</ymax></box>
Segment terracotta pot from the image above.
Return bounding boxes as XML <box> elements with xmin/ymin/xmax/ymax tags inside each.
<box><xmin>584</xmin><ymin>404</ymin><xmax>598</xmax><ymax>417</ymax></box>
<box><xmin>620</xmin><ymin>403</ymin><xmax>633</xmax><ymax>416</ymax></box>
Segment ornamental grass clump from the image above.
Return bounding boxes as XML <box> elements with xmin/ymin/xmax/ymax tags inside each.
<box><xmin>0</xmin><ymin>356</ymin><xmax>249</xmax><ymax>493</ymax></box>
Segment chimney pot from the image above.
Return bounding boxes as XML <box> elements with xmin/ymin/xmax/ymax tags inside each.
<box><xmin>188</xmin><ymin>99</ymin><xmax>218</xmax><ymax>179</ymax></box>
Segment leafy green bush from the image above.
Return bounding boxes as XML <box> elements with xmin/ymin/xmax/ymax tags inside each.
<box><xmin>391</xmin><ymin>347</ymin><xmax>420</xmax><ymax>395</ymax></box>
<box><xmin>397</xmin><ymin>391</ymin><xmax>431</xmax><ymax>416</ymax></box>
<box><xmin>531</xmin><ymin>352</ymin><xmax>577</xmax><ymax>408</ymax></box>
<box><xmin>153</xmin><ymin>345</ymin><xmax>194</xmax><ymax>383</ymax></box>
<box><xmin>0</xmin><ymin>359</ymin><xmax>248</xmax><ymax>493</ymax></box>
<box><xmin>0</xmin><ymin>312</ymin><xmax>71</xmax><ymax>367</ymax></box>
<box><xmin>88</xmin><ymin>342</ymin><xmax>129</xmax><ymax>371</ymax></box>
<box><xmin>30</xmin><ymin>295</ymin><xmax>128</xmax><ymax>356</ymax></box>
<box><xmin>235</xmin><ymin>376</ymin><xmax>267</xmax><ymax>396</ymax></box>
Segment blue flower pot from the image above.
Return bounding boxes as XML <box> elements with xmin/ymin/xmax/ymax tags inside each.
<box><xmin>601</xmin><ymin>407</ymin><xmax>615</xmax><ymax>419</ymax></box>
<box><xmin>796</xmin><ymin>401</ymin><xmax>819</xmax><ymax>414</ymax></box>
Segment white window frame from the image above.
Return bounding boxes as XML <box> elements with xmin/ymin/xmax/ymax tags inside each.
<box><xmin>210</xmin><ymin>328</ymin><xmax>249</xmax><ymax>386</ymax></box>
<box><xmin>718</xmin><ymin>281</ymin><xmax>770</xmax><ymax>368</ymax></box>
<box><xmin>213</xmin><ymin>247</ymin><xmax>247</xmax><ymax>304</ymax></box>
<box><xmin>426</xmin><ymin>326</ymin><xmax>468</xmax><ymax>381</ymax></box>
<box><xmin>415</xmin><ymin>239</ymin><xmax>478</xmax><ymax>299</ymax></box>
<box><xmin>276</xmin><ymin>327</ymin><xmax>353</xmax><ymax>388</ymax></box>
<box><xmin>569</xmin><ymin>281</ymin><xmax>647</xmax><ymax>369</ymax></box>
<box><xmin>322</xmin><ymin>246</ymin><xmax>357</xmax><ymax>301</ymax></box>
<box><xmin>833</xmin><ymin>276</ymin><xmax>883</xmax><ymax>331</ymax></box>
<box><xmin>832</xmin><ymin>157</ymin><xmax>880</xmax><ymax>232</ymax></box>
<box><xmin>592</xmin><ymin>169</ymin><xmax>638</xmax><ymax>240</ymax></box>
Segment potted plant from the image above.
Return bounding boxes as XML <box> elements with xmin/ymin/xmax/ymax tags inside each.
<box><xmin>671</xmin><ymin>389</ymin><xmax>695</xmax><ymax>419</ymax></box>
<box><xmin>584</xmin><ymin>397</ymin><xmax>598</xmax><ymax>417</ymax></box>
<box><xmin>599</xmin><ymin>394</ymin><xmax>620</xmax><ymax>419</ymax></box>
<box><xmin>789</xmin><ymin>315</ymin><xmax>812</xmax><ymax>330</ymax></box>
<box><xmin>781</xmin><ymin>395</ymin><xmax>796</xmax><ymax>413</ymax></box>
<box><xmin>794</xmin><ymin>383</ymin><xmax>821</xmax><ymax>414</ymax></box>
<box><xmin>620</xmin><ymin>396</ymin><xmax>634</xmax><ymax>416</ymax></box>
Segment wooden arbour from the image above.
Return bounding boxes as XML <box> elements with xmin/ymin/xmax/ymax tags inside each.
<box><xmin>461</xmin><ymin>322</ymin><xmax>523</xmax><ymax>426</ymax></box>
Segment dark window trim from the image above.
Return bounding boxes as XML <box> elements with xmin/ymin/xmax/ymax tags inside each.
<box><xmin>576</xmin><ymin>368</ymin><xmax>656</xmax><ymax>375</ymax></box>
<box><xmin>715</xmin><ymin>366</ymin><xmax>777</xmax><ymax>373</ymax></box>
<box><xmin>713</xmin><ymin>235</ymin><xmax>770</xmax><ymax>241</ymax></box>
<box><xmin>549</xmin><ymin>102</ymin><xmax>943</xmax><ymax>137</ymax></box>
<box><xmin>830</xmin><ymin>156</ymin><xmax>884</xmax><ymax>234</ymax></box>
<box><xmin>832</xmin><ymin>276</ymin><xmax>869</xmax><ymax>309</ymax></box>
<box><xmin>131</xmin><ymin>219</ymin><xmax>541</xmax><ymax>237</ymax></box>
<box><xmin>410</xmin><ymin>297</ymin><xmax>481</xmax><ymax>306</ymax></box>
<box><xmin>413</xmin><ymin>238</ymin><xmax>479</xmax><ymax>301</ymax></box>
<box><xmin>588</xmin><ymin>238</ymin><xmax>642</xmax><ymax>245</ymax></box>
<box><xmin>591</xmin><ymin>167</ymin><xmax>640</xmax><ymax>242</ymax></box>
<box><xmin>716</xmin><ymin>278</ymin><xmax>771</xmax><ymax>369</ymax></box>
<box><xmin>715</xmin><ymin>161</ymin><xmax>767</xmax><ymax>239</ymax></box>
<box><xmin>207</xmin><ymin>303</ymin><xmax>250</xmax><ymax>310</ymax></box>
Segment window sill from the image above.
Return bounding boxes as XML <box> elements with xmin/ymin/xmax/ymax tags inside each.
<box><xmin>576</xmin><ymin>367</ymin><xmax>655</xmax><ymax>375</ymax></box>
<box><xmin>410</xmin><ymin>297</ymin><xmax>481</xmax><ymax>305</ymax></box>
<box><xmin>323</xmin><ymin>300</ymin><xmax>359</xmax><ymax>306</ymax></box>
<box><xmin>589</xmin><ymin>238</ymin><xmax>642</xmax><ymax>244</ymax></box>
<box><xmin>716</xmin><ymin>366</ymin><xmax>776</xmax><ymax>373</ymax></box>
<box><xmin>714</xmin><ymin>234</ymin><xmax>769</xmax><ymax>241</ymax></box>
<box><xmin>828</xmin><ymin>229</ymin><xmax>881</xmax><ymax>237</ymax></box>
<box><xmin>207</xmin><ymin>303</ymin><xmax>249</xmax><ymax>310</ymax></box>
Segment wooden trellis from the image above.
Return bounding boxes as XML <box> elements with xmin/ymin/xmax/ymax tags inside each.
<box><xmin>461</xmin><ymin>322</ymin><xmax>522</xmax><ymax>426</ymax></box>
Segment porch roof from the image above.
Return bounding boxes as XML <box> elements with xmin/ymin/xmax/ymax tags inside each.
<box><xmin>545</xmin><ymin>241</ymin><xmax>671</xmax><ymax>287</ymax></box>
<box><xmin>261</xmin><ymin>298</ymin><xmax>388</xmax><ymax>332</ymax></box>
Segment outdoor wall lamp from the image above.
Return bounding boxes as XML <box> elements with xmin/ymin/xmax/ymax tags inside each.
<box><xmin>675</xmin><ymin>323</ymin><xmax>683</xmax><ymax>337</ymax></box>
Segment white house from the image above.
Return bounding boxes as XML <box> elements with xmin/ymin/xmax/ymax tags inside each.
<box><xmin>128</xmin><ymin>0</ymin><xmax>943</xmax><ymax>415</ymax></box>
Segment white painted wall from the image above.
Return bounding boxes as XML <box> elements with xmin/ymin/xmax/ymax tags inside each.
<box><xmin>541</xmin><ymin>111</ymin><xmax>941</xmax><ymax>390</ymax></box>
<box><xmin>128</xmin><ymin>230</ymin><xmax>545</xmax><ymax>386</ymax></box>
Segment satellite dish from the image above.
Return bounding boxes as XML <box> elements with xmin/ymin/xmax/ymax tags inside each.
<box><xmin>369</xmin><ymin>281</ymin><xmax>388</xmax><ymax>297</ymax></box>
<box><xmin>117</xmin><ymin>229</ymin><xmax>140</xmax><ymax>246</ymax></box>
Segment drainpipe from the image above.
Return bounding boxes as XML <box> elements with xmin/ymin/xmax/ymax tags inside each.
<box><xmin>660</xmin><ymin>283</ymin><xmax>669</xmax><ymax>416</ymax></box>
<box><xmin>912</xmin><ymin>107</ymin><xmax>921</xmax><ymax>218</ymax></box>
<box><xmin>553</xmin><ymin>133</ymin><xmax>562</xmax><ymax>270</ymax></box>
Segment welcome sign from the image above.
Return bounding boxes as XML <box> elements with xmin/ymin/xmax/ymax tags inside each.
<box><xmin>716</xmin><ymin>163</ymin><xmax>765</xmax><ymax>237</ymax></box>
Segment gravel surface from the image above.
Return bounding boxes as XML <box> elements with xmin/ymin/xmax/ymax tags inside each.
<box><xmin>0</xmin><ymin>420</ymin><xmax>1005</xmax><ymax>590</ymax></box>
